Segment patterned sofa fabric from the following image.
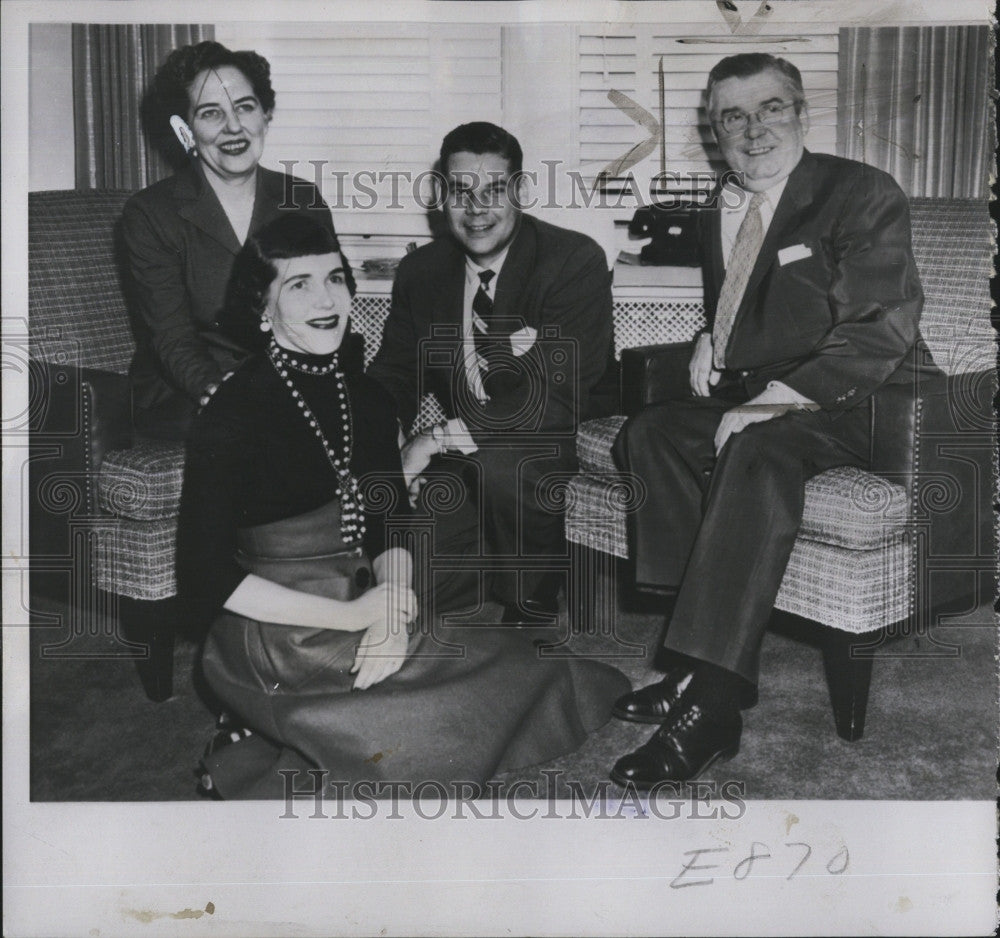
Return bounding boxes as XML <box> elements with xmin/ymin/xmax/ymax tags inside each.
<box><xmin>29</xmin><ymin>191</ymin><xmax>994</xmax><ymax>615</ymax></box>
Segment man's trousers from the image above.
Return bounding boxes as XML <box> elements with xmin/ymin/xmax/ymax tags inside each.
<box><xmin>613</xmin><ymin>390</ymin><xmax>871</xmax><ymax>685</ymax></box>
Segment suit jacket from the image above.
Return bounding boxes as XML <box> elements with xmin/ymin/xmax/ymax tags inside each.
<box><xmin>368</xmin><ymin>214</ymin><xmax>616</xmax><ymax>441</ymax></box>
<box><xmin>122</xmin><ymin>162</ymin><xmax>338</xmax><ymax>411</ymax></box>
<box><xmin>700</xmin><ymin>151</ymin><xmax>929</xmax><ymax>410</ymax></box>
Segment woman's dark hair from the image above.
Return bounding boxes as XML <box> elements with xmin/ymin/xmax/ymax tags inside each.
<box><xmin>142</xmin><ymin>41</ymin><xmax>276</xmax><ymax>166</ymax></box>
<box><xmin>219</xmin><ymin>213</ymin><xmax>358</xmax><ymax>358</ymax></box>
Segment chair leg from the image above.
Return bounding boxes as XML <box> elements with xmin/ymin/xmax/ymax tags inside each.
<box><xmin>563</xmin><ymin>542</ymin><xmax>647</xmax><ymax>658</ymax></box>
<box><xmin>820</xmin><ymin>628</ymin><xmax>877</xmax><ymax>742</ymax></box>
<box><xmin>568</xmin><ymin>541</ymin><xmax>602</xmax><ymax>635</ymax></box>
<box><xmin>120</xmin><ymin>596</ymin><xmax>176</xmax><ymax>702</ymax></box>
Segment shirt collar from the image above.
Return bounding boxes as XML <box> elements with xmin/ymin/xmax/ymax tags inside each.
<box><xmin>465</xmin><ymin>246</ymin><xmax>510</xmax><ymax>287</ymax></box>
<box><xmin>721</xmin><ymin>175</ymin><xmax>789</xmax><ymax>215</ymax></box>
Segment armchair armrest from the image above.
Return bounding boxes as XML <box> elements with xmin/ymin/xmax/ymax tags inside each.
<box><xmin>29</xmin><ymin>363</ymin><xmax>133</xmax><ymax>505</ymax></box>
<box><xmin>620</xmin><ymin>342</ymin><xmax>693</xmax><ymax>416</ymax></box>
<box><xmin>83</xmin><ymin>367</ymin><xmax>134</xmax><ymax>459</ymax></box>
<box><xmin>29</xmin><ymin>364</ymin><xmax>133</xmax><ymax>564</ymax></box>
<box><xmin>909</xmin><ymin>368</ymin><xmax>995</xmax><ymax>613</ymax></box>
<box><xmin>868</xmin><ymin>382</ymin><xmax>921</xmax><ymax>485</ymax></box>
<box><xmin>869</xmin><ymin>371</ymin><xmax>972</xmax><ymax>494</ymax></box>
<box><xmin>41</xmin><ymin>365</ymin><xmax>133</xmax><ymax>462</ymax></box>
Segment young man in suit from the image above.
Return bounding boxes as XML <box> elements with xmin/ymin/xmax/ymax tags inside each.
<box><xmin>368</xmin><ymin>122</ymin><xmax>616</xmax><ymax>625</ymax></box>
<box><xmin>609</xmin><ymin>54</ymin><xmax>928</xmax><ymax>786</ymax></box>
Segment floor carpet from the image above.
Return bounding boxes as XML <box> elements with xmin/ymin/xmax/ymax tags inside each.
<box><xmin>27</xmin><ymin>581</ymin><xmax>997</xmax><ymax>802</ymax></box>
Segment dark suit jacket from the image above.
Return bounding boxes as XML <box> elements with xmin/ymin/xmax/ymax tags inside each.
<box><xmin>122</xmin><ymin>162</ymin><xmax>337</xmax><ymax>412</ymax></box>
<box><xmin>368</xmin><ymin>214</ymin><xmax>615</xmax><ymax>441</ymax></box>
<box><xmin>700</xmin><ymin>151</ymin><xmax>929</xmax><ymax>410</ymax></box>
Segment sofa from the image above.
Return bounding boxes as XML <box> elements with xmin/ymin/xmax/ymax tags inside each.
<box><xmin>27</xmin><ymin>190</ymin><xmax>996</xmax><ymax>726</ymax></box>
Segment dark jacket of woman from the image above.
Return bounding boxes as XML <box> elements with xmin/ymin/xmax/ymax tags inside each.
<box><xmin>122</xmin><ymin>162</ymin><xmax>338</xmax><ymax>423</ymax></box>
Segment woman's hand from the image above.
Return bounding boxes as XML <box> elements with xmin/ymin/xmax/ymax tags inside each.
<box><xmin>345</xmin><ymin>581</ymin><xmax>416</xmax><ymax>632</ymax></box>
<box><xmin>350</xmin><ymin>581</ymin><xmax>417</xmax><ymax>690</ymax></box>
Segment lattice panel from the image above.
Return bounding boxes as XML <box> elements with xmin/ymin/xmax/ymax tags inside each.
<box><xmin>612</xmin><ymin>300</ymin><xmax>706</xmax><ymax>356</ymax></box>
<box><xmin>350</xmin><ymin>294</ymin><xmax>393</xmax><ymax>366</ymax></box>
<box><xmin>353</xmin><ymin>292</ymin><xmax>707</xmax><ymax>364</ymax></box>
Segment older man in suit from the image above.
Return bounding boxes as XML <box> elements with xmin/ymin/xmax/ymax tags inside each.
<box><xmin>609</xmin><ymin>53</ymin><xmax>928</xmax><ymax>786</ymax></box>
<box><xmin>368</xmin><ymin>122</ymin><xmax>615</xmax><ymax>624</ymax></box>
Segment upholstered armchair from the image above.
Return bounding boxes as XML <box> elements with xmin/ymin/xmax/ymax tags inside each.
<box><xmin>564</xmin><ymin>198</ymin><xmax>996</xmax><ymax>741</ymax></box>
<box><xmin>28</xmin><ymin>190</ymin><xmax>183</xmax><ymax>701</ymax></box>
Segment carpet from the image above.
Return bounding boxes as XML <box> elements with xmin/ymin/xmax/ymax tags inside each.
<box><xmin>27</xmin><ymin>581</ymin><xmax>998</xmax><ymax>802</ymax></box>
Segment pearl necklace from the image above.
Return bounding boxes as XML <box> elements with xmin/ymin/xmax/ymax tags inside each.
<box><xmin>270</xmin><ymin>341</ymin><xmax>341</xmax><ymax>376</ymax></box>
<box><xmin>267</xmin><ymin>338</ymin><xmax>366</xmax><ymax>545</ymax></box>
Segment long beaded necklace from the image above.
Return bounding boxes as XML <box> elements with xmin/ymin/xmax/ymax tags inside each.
<box><xmin>267</xmin><ymin>337</ymin><xmax>366</xmax><ymax>544</ymax></box>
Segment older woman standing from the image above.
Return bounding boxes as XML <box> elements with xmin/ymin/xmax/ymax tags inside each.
<box><xmin>178</xmin><ymin>214</ymin><xmax>629</xmax><ymax>799</ymax></box>
<box><xmin>124</xmin><ymin>41</ymin><xmax>337</xmax><ymax>439</ymax></box>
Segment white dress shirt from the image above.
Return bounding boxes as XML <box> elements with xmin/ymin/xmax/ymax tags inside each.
<box><xmin>719</xmin><ymin>176</ymin><xmax>788</xmax><ymax>268</ymax></box>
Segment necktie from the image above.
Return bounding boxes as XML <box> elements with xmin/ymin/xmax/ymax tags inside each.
<box><xmin>712</xmin><ymin>190</ymin><xmax>767</xmax><ymax>370</ymax></box>
<box><xmin>472</xmin><ymin>269</ymin><xmax>501</xmax><ymax>376</ymax></box>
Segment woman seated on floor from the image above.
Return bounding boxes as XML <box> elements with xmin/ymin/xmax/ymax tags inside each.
<box><xmin>176</xmin><ymin>214</ymin><xmax>629</xmax><ymax>799</ymax></box>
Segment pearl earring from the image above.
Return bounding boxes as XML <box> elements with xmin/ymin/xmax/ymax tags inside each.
<box><xmin>260</xmin><ymin>318</ymin><xmax>272</xmax><ymax>332</ymax></box>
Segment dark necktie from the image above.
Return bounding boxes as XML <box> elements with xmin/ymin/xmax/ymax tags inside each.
<box><xmin>472</xmin><ymin>269</ymin><xmax>501</xmax><ymax>377</ymax></box>
<box><xmin>713</xmin><ymin>190</ymin><xmax>767</xmax><ymax>370</ymax></box>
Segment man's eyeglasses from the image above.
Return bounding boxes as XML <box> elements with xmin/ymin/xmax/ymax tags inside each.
<box><xmin>715</xmin><ymin>101</ymin><xmax>798</xmax><ymax>136</ymax></box>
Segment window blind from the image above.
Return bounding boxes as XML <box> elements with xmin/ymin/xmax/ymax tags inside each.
<box><xmin>216</xmin><ymin>22</ymin><xmax>502</xmax><ymax>246</ymax></box>
<box><xmin>577</xmin><ymin>26</ymin><xmax>839</xmax><ymax>202</ymax></box>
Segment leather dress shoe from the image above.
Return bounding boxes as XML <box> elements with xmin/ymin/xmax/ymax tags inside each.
<box><xmin>612</xmin><ymin>666</ymin><xmax>693</xmax><ymax>723</ymax></box>
<box><xmin>501</xmin><ymin>598</ymin><xmax>558</xmax><ymax>627</ymax></box>
<box><xmin>610</xmin><ymin>692</ymin><xmax>742</xmax><ymax>788</ymax></box>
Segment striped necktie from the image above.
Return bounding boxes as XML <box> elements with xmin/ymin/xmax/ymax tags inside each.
<box><xmin>713</xmin><ymin>190</ymin><xmax>767</xmax><ymax>370</ymax></box>
<box><xmin>472</xmin><ymin>268</ymin><xmax>500</xmax><ymax>374</ymax></box>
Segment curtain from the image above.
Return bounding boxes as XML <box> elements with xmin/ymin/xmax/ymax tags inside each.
<box><xmin>837</xmin><ymin>26</ymin><xmax>992</xmax><ymax>198</ymax></box>
<box><xmin>72</xmin><ymin>24</ymin><xmax>213</xmax><ymax>190</ymax></box>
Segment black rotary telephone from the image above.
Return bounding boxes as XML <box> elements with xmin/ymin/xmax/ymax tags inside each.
<box><xmin>627</xmin><ymin>202</ymin><xmax>701</xmax><ymax>267</ymax></box>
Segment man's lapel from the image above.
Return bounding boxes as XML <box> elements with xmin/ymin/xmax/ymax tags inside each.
<box><xmin>492</xmin><ymin>216</ymin><xmax>533</xmax><ymax>326</ymax></box>
<box><xmin>429</xmin><ymin>245</ymin><xmax>465</xmax><ymax>347</ymax></box>
<box><xmin>445</xmin><ymin>250</ymin><xmax>466</xmax><ymax>329</ymax></box>
<box><xmin>706</xmin><ymin>204</ymin><xmax>725</xmax><ymax>298</ymax></box>
<box><xmin>172</xmin><ymin>162</ymin><xmax>242</xmax><ymax>255</ymax></box>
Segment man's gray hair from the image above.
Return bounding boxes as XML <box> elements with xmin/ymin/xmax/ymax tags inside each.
<box><xmin>706</xmin><ymin>53</ymin><xmax>806</xmax><ymax>116</ymax></box>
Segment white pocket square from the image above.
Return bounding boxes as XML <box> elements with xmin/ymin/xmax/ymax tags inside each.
<box><xmin>778</xmin><ymin>243</ymin><xmax>813</xmax><ymax>266</ymax></box>
<box><xmin>510</xmin><ymin>326</ymin><xmax>537</xmax><ymax>357</ymax></box>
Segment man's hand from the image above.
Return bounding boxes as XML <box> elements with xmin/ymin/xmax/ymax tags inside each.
<box><xmin>714</xmin><ymin>381</ymin><xmax>818</xmax><ymax>455</ymax></box>
<box><xmin>400</xmin><ymin>429</ymin><xmax>438</xmax><ymax>492</ymax></box>
<box><xmin>689</xmin><ymin>332</ymin><xmax>721</xmax><ymax>397</ymax></box>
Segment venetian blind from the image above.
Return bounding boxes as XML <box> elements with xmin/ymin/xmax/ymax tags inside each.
<box><xmin>215</xmin><ymin>22</ymin><xmax>502</xmax><ymax>246</ymax></box>
<box><xmin>577</xmin><ymin>26</ymin><xmax>840</xmax><ymax>202</ymax></box>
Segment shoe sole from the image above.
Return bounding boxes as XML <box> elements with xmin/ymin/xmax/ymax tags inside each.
<box><xmin>609</xmin><ymin>744</ymin><xmax>740</xmax><ymax>790</ymax></box>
